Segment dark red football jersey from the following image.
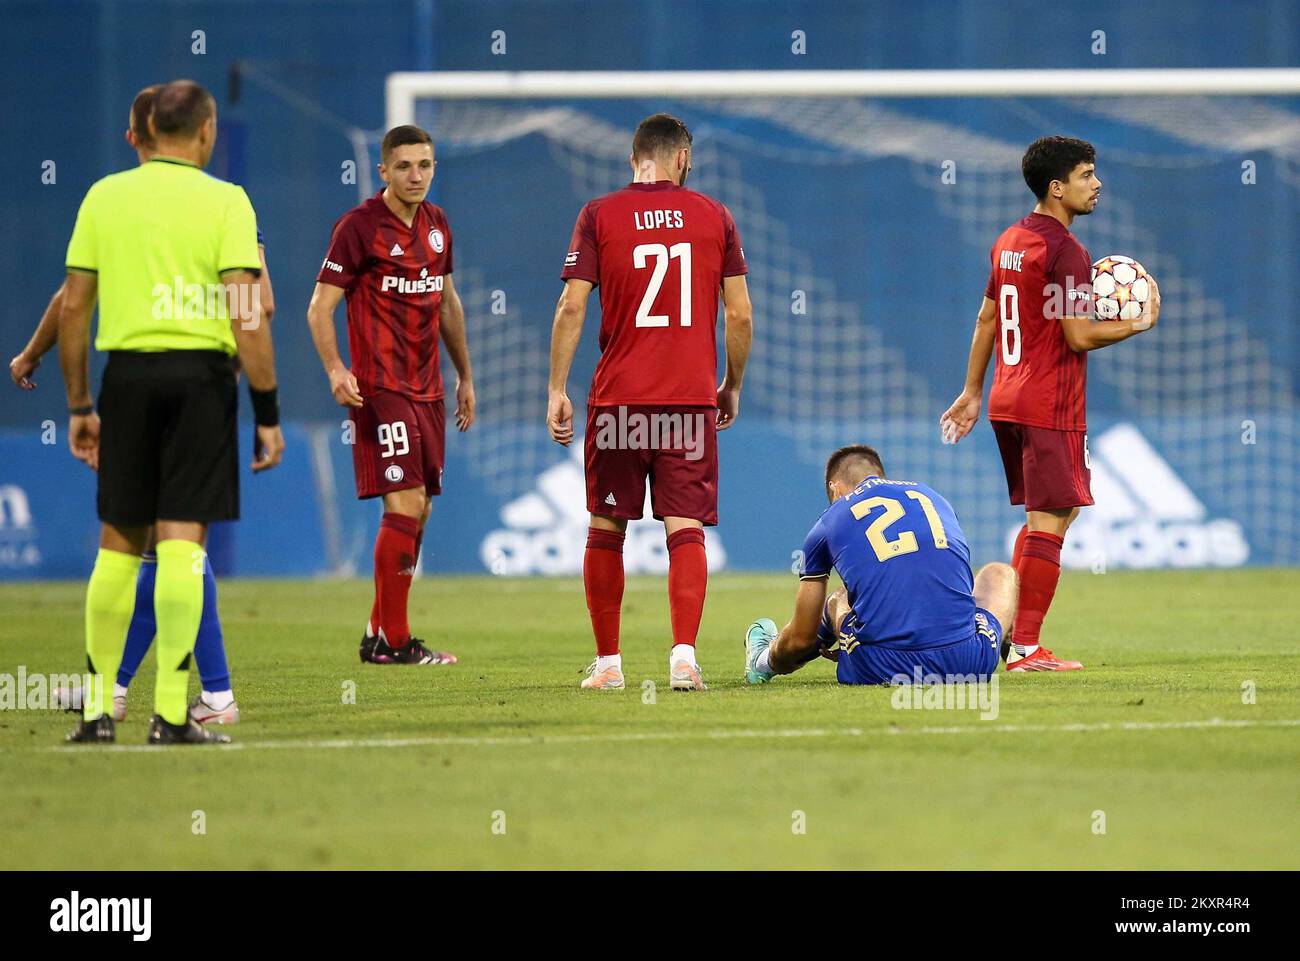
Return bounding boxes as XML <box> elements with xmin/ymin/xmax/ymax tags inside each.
<box><xmin>317</xmin><ymin>191</ymin><xmax>453</xmax><ymax>402</ymax></box>
<box><xmin>561</xmin><ymin>181</ymin><xmax>747</xmax><ymax>407</ymax></box>
<box><xmin>984</xmin><ymin>212</ymin><xmax>1092</xmax><ymax>431</ymax></box>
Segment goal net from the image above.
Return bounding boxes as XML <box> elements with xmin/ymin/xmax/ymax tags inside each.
<box><xmin>376</xmin><ymin>70</ymin><xmax>1300</xmax><ymax>572</ymax></box>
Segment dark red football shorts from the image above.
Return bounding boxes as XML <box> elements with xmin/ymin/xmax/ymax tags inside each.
<box><xmin>584</xmin><ymin>404</ymin><xmax>719</xmax><ymax>526</ymax></box>
<box><xmin>350</xmin><ymin>390</ymin><xmax>445</xmax><ymax>499</ymax></box>
<box><xmin>991</xmin><ymin>419</ymin><xmax>1093</xmax><ymax>512</ymax></box>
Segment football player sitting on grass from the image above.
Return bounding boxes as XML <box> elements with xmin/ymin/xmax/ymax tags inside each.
<box><xmin>745</xmin><ymin>445</ymin><xmax>1018</xmax><ymax>686</ymax></box>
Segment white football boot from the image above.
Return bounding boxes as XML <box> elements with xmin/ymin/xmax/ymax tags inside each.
<box><xmin>189</xmin><ymin>693</ymin><xmax>240</xmax><ymax>725</ymax></box>
<box><xmin>53</xmin><ymin>684</ymin><xmax>128</xmax><ymax>721</ymax></box>
<box><xmin>580</xmin><ymin>659</ymin><xmax>625</xmax><ymax>690</ymax></box>
<box><xmin>669</xmin><ymin>656</ymin><xmax>707</xmax><ymax>692</ymax></box>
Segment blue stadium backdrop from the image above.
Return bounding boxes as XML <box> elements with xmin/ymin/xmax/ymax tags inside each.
<box><xmin>1</xmin><ymin>0</ymin><xmax>1296</xmax><ymax>580</ymax></box>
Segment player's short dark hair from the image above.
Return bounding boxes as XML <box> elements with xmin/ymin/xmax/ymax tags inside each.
<box><xmin>632</xmin><ymin>113</ymin><xmax>692</xmax><ymax>162</ymax></box>
<box><xmin>825</xmin><ymin>445</ymin><xmax>886</xmax><ymax>493</ymax></box>
<box><xmin>150</xmin><ymin>80</ymin><xmax>216</xmax><ymax>139</ymax></box>
<box><xmin>1022</xmin><ymin>136</ymin><xmax>1095</xmax><ymax>201</ymax></box>
<box><xmin>381</xmin><ymin>124</ymin><xmax>434</xmax><ymax>162</ymax></box>
<box><xmin>129</xmin><ymin>85</ymin><xmax>161</xmax><ymax>148</ymax></box>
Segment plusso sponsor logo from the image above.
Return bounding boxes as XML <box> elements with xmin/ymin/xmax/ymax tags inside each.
<box><xmin>0</xmin><ymin>666</ymin><xmax>91</xmax><ymax>710</ymax></box>
<box><xmin>889</xmin><ymin>670</ymin><xmax>1000</xmax><ymax>721</ymax></box>
<box><xmin>50</xmin><ymin>891</ymin><xmax>151</xmax><ymax>941</ymax></box>
<box><xmin>380</xmin><ymin>268</ymin><xmax>443</xmax><ymax>294</ymax></box>
<box><xmin>481</xmin><ymin>448</ymin><xmax>726</xmax><ymax>576</ymax></box>
<box><xmin>591</xmin><ymin>405</ymin><xmax>707</xmax><ymax>461</ymax></box>
<box><xmin>1010</xmin><ymin>423</ymin><xmax>1250</xmax><ymax>570</ymax></box>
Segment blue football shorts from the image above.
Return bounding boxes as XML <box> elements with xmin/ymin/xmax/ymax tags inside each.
<box><xmin>829</xmin><ymin>608</ymin><xmax>1003</xmax><ymax>685</ymax></box>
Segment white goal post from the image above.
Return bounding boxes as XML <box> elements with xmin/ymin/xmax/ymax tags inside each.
<box><xmin>386</xmin><ymin>68</ymin><xmax>1300</xmax><ymax>128</ymax></box>
<box><xmin>371</xmin><ymin>65</ymin><xmax>1300</xmax><ymax>574</ymax></box>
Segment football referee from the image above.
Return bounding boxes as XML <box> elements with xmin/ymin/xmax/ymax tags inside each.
<box><xmin>58</xmin><ymin>79</ymin><xmax>284</xmax><ymax>745</ymax></box>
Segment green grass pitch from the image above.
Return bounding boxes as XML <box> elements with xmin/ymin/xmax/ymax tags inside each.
<box><xmin>0</xmin><ymin>569</ymin><xmax>1296</xmax><ymax>870</ymax></box>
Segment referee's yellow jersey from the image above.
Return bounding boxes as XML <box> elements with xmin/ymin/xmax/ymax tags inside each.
<box><xmin>65</xmin><ymin>156</ymin><xmax>261</xmax><ymax>355</ymax></box>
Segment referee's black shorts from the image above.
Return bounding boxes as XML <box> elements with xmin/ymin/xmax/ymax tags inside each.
<box><xmin>97</xmin><ymin>350</ymin><xmax>240</xmax><ymax>526</ymax></box>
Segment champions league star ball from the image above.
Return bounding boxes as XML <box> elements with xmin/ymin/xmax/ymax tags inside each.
<box><xmin>1091</xmin><ymin>254</ymin><xmax>1152</xmax><ymax>321</ymax></box>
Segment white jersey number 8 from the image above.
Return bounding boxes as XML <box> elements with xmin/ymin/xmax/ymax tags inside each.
<box><xmin>999</xmin><ymin>283</ymin><xmax>1022</xmax><ymax>366</ymax></box>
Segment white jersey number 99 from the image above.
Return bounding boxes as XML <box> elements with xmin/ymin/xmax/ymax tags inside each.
<box><xmin>378</xmin><ymin>421</ymin><xmax>409</xmax><ymax>459</ymax></box>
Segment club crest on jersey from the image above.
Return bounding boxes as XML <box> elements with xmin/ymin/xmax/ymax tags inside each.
<box><xmin>428</xmin><ymin>228</ymin><xmax>445</xmax><ymax>253</ymax></box>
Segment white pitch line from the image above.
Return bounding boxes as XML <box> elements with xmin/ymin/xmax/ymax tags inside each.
<box><xmin>22</xmin><ymin>717</ymin><xmax>1300</xmax><ymax>755</ymax></box>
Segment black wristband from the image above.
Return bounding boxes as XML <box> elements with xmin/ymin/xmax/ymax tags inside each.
<box><xmin>69</xmin><ymin>405</ymin><xmax>93</xmax><ymax>416</ymax></box>
<box><xmin>249</xmin><ymin>386</ymin><xmax>280</xmax><ymax>427</ymax></box>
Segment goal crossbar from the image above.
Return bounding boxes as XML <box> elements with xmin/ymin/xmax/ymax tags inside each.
<box><xmin>386</xmin><ymin>68</ymin><xmax>1300</xmax><ymax>128</ymax></box>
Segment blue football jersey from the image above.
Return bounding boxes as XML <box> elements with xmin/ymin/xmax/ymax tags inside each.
<box><xmin>799</xmin><ymin>476</ymin><xmax>975</xmax><ymax>651</ymax></box>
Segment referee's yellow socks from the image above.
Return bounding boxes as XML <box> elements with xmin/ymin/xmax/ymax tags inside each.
<box><xmin>84</xmin><ymin>548</ymin><xmax>142</xmax><ymax>721</ymax></box>
<box><xmin>153</xmin><ymin>540</ymin><xmax>205</xmax><ymax>726</ymax></box>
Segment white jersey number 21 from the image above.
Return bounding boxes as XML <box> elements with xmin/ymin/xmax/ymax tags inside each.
<box><xmin>633</xmin><ymin>242</ymin><xmax>692</xmax><ymax>328</ymax></box>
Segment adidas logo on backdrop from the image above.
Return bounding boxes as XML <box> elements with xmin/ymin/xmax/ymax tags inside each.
<box><xmin>480</xmin><ymin>448</ymin><xmax>726</xmax><ymax>576</ymax></box>
<box><xmin>1013</xmin><ymin>423</ymin><xmax>1249</xmax><ymax>570</ymax></box>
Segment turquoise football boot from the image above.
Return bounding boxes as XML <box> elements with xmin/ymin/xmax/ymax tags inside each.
<box><xmin>744</xmin><ymin>618</ymin><xmax>778</xmax><ymax>684</ymax></box>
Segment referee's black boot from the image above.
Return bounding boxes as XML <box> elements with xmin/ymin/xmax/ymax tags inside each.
<box><xmin>66</xmin><ymin>714</ymin><xmax>115</xmax><ymax>743</ymax></box>
<box><xmin>146</xmin><ymin>714</ymin><xmax>231</xmax><ymax>745</ymax></box>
